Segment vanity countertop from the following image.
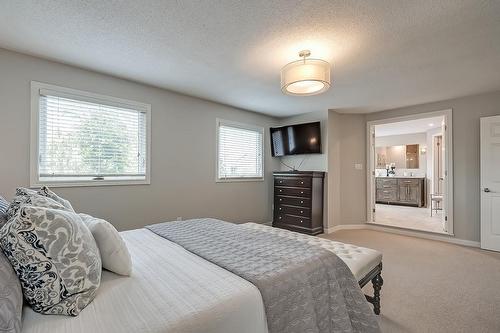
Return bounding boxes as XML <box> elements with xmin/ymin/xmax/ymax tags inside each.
<box><xmin>376</xmin><ymin>176</ymin><xmax>425</xmax><ymax>179</ymax></box>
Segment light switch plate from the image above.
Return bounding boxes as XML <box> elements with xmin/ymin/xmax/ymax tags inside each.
<box><xmin>354</xmin><ymin>163</ymin><xmax>363</xmax><ymax>170</ymax></box>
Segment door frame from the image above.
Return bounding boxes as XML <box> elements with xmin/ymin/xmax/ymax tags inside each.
<box><xmin>431</xmin><ymin>133</ymin><xmax>443</xmax><ymax>196</ymax></box>
<box><xmin>366</xmin><ymin>109</ymin><xmax>454</xmax><ymax>235</ymax></box>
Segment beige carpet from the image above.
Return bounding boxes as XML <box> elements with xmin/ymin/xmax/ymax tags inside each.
<box><xmin>321</xmin><ymin>230</ymin><xmax>500</xmax><ymax>333</ymax></box>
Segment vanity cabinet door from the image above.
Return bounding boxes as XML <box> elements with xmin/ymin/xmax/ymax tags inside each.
<box><xmin>398</xmin><ymin>184</ymin><xmax>419</xmax><ymax>204</ymax></box>
<box><xmin>407</xmin><ymin>185</ymin><xmax>419</xmax><ymax>203</ymax></box>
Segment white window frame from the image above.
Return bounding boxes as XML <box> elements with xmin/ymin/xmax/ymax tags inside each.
<box><xmin>216</xmin><ymin>118</ymin><xmax>265</xmax><ymax>183</ymax></box>
<box><xmin>30</xmin><ymin>81</ymin><xmax>152</xmax><ymax>188</ymax></box>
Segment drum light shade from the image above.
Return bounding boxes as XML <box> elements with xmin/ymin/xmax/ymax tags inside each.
<box><xmin>281</xmin><ymin>50</ymin><xmax>331</xmax><ymax>96</ymax></box>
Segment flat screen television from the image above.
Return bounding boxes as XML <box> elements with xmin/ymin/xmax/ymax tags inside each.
<box><xmin>270</xmin><ymin>121</ymin><xmax>321</xmax><ymax>157</ymax></box>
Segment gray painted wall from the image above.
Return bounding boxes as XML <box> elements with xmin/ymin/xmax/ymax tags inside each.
<box><xmin>0</xmin><ymin>48</ymin><xmax>280</xmax><ymax>231</ymax></box>
<box><xmin>327</xmin><ymin>112</ymin><xmax>366</xmax><ymax>229</ymax></box>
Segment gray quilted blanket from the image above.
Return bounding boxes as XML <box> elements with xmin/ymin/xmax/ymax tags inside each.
<box><xmin>146</xmin><ymin>218</ymin><xmax>380</xmax><ymax>333</ymax></box>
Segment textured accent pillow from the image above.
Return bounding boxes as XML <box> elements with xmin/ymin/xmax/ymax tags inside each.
<box><xmin>79</xmin><ymin>214</ymin><xmax>132</xmax><ymax>276</ymax></box>
<box><xmin>0</xmin><ymin>250</ymin><xmax>22</xmax><ymax>333</ymax></box>
<box><xmin>0</xmin><ymin>195</ymin><xmax>9</xmax><ymax>228</ymax></box>
<box><xmin>0</xmin><ymin>206</ymin><xmax>102</xmax><ymax>316</ymax></box>
<box><xmin>6</xmin><ymin>188</ymin><xmax>70</xmax><ymax>222</ymax></box>
<box><xmin>38</xmin><ymin>186</ymin><xmax>74</xmax><ymax>212</ymax></box>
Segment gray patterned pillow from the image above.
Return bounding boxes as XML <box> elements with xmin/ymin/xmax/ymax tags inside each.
<box><xmin>0</xmin><ymin>206</ymin><xmax>102</xmax><ymax>316</ymax></box>
<box><xmin>0</xmin><ymin>196</ymin><xmax>8</xmax><ymax>228</ymax></box>
<box><xmin>6</xmin><ymin>188</ymin><xmax>70</xmax><ymax>222</ymax></box>
<box><xmin>38</xmin><ymin>186</ymin><xmax>74</xmax><ymax>212</ymax></box>
<box><xmin>0</xmin><ymin>250</ymin><xmax>22</xmax><ymax>333</ymax></box>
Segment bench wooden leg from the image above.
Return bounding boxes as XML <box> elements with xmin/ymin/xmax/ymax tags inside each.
<box><xmin>371</xmin><ymin>273</ymin><xmax>383</xmax><ymax>315</ymax></box>
<box><xmin>363</xmin><ymin>263</ymin><xmax>383</xmax><ymax>315</ymax></box>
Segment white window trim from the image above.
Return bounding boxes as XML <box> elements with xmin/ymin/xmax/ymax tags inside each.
<box><xmin>30</xmin><ymin>81</ymin><xmax>152</xmax><ymax>188</ymax></box>
<box><xmin>215</xmin><ymin>118</ymin><xmax>265</xmax><ymax>183</ymax></box>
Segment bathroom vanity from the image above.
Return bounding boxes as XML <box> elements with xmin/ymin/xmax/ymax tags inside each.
<box><xmin>376</xmin><ymin>177</ymin><xmax>425</xmax><ymax>207</ymax></box>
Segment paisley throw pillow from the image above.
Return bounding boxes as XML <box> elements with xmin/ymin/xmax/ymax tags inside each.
<box><xmin>0</xmin><ymin>206</ymin><xmax>101</xmax><ymax>316</ymax></box>
<box><xmin>6</xmin><ymin>188</ymin><xmax>70</xmax><ymax>222</ymax></box>
<box><xmin>38</xmin><ymin>186</ymin><xmax>74</xmax><ymax>212</ymax></box>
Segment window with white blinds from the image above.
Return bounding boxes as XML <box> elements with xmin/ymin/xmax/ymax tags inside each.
<box><xmin>217</xmin><ymin>119</ymin><xmax>264</xmax><ymax>181</ymax></box>
<box><xmin>31</xmin><ymin>82</ymin><xmax>150</xmax><ymax>186</ymax></box>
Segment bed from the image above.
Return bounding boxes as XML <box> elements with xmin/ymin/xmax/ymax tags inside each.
<box><xmin>21</xmin><ymin>223</ymin><xmax>383</xmax><ymax>333</ymax></box>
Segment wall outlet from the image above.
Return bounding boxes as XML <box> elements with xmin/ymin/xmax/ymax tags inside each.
<box><xmin>354</xmin><ymin>163</ymin><xmax>363</xmax><ymax>170</ymax></box>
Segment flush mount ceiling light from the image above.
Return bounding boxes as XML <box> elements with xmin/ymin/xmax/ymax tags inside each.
<box><xmin>281</xmin><ymin>50</ymin><xmax>331</xmax><ymax>96</ymax></box>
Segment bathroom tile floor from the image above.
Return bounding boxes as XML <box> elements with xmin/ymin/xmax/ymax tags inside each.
<box><xmin>371</xmin><ymin>204</ymin><xmax>446</xmax><ymax>234</ymax></box>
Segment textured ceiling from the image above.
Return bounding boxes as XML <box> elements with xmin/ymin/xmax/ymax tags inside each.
<box><xmin>1</xmin><ymin>0</ymin><xmax>499</xmax><ymax>117</ymax></box>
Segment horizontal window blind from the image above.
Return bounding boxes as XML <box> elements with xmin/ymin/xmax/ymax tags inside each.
<box><xmin>218</xmin><ymin>122</ymin><xmax>263</xmax><ymax>179</ymax></box>
<box><xmin>38</xmin><ymin>92</ymin><xmax>147</xmax><ymax>182</ymax></box>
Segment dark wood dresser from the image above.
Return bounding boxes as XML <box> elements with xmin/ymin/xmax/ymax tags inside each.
<box><xmin>273</xmin><ymin>171</ymin><xmax>325</xmax><ymax>235</ymax></box>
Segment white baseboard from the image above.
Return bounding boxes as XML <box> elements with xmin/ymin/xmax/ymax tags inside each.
<box><xmin>324</xmin><ymin>224</ymin><xmax>366</xmax><ymax>234</ymax></box>
<box><xmin>325</xmin><ymin>223</ymin><xmax>480</xmax><ymax>248</ymax></box>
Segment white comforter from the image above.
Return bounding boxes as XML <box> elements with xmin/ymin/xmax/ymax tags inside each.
<box><xmin>22</xmin><ymin>229</ymin><xmax>268</xmax><ymax>333</ymax></box>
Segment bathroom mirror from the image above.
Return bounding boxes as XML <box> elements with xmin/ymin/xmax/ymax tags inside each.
<box><xmin>376</xmin><ymin>144</ymin><xmax>419</xmax><ymax>169</ymax></box>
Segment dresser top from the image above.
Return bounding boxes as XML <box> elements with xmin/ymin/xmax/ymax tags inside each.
<box><xmin>273</xmin><ymin>171</ymin><xmax>325</xmax><ymax>178</ymax></box>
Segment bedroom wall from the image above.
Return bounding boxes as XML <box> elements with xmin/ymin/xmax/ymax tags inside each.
<box><xmin>338</xmin><ymin>90</ymin><xmax>500</xmax><ymax>242</ymax></box>
<box><xmin>327</xmin><ymin>111</ymin><xmax>367</xmax><ymax>229</ymax></box>
<box><xmin>0</xmin><ymin>48</ymin><xmax>280</xmax><ymax>231</ymax></box>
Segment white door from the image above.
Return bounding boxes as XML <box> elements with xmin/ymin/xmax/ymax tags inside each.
<box><xmin>480</xmin><ymin>115</ymin><xmax>500</xmax><ymax>251</ymax></box>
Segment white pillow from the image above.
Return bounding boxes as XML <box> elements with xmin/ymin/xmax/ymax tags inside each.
<box><xmin>79</xmin><ymin>214</ymin><xmax>132</xmax><ymax>276</ymax></box>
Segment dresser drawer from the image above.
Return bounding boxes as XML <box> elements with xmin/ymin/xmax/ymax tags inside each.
<box><xmin>274</xmin><ymin>177</ymin><xmax>311</xmax><ymax>188</ymax></box>
<box><xmin>276</xmin><ymin>205</ymin><xmax>310</xmax><ymax>217</ymax></box>
<box><xmin>275</xmin><ymin>187</ymin><xmax>311</xmax><ymax>197</ymax></box>
<box><xmin>275</xmin><ymin>214</ymin><xmax>311</xmax><ymax>228</ymax></box>
<box><xmin>275</xmin><ymin>195</ymin><xmax>310</xmax><ymax>207</ymax></box>
<box><xmin>376</xmin><ymin>178</ymin><xmax>398</xmax><ymax>188</ymax></box>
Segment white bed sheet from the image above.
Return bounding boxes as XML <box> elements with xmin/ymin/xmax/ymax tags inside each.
<box><xmin>22</xmin><ymin>229</ymin><xmax>268</xmax><ymax>333</ymax></box>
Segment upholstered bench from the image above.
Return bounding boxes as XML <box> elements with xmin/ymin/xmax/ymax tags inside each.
<box><xmin>243</xmin><ymin>223</ymin><xmax>384</xmax><ymax>315</ymax></box>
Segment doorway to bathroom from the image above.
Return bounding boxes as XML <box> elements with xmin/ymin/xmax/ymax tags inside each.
<box><xmin>366</xmin><ymin>110</ymin><xmax>453</xmax><ymax>235</ymax></box>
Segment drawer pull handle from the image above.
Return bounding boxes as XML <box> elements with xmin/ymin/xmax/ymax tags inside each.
<box><xmin>300</xmin><ymin>191</ymin><xmax>304</xmax><ymax>194</ymax></box>
<box><xmin>279</xmin><ymin>216</ymin><xmax>282</xmax><ymax>219</ymax></box>
<box><xmin>300</xmin><ymin>210</ymin><xmax>303</xmax><ymax>214</ymax></box>
<box><xmin>279</xmin><ymin>207</ymin><xmax>282</xmax><ymax>210</ymax></box>
<box><xmin>279</xmin><ymin>189</ymin><xmax>282</xmax><ymax>192</ymax></box>
<box><xmin>279</xmin><ymin>199</ymin><xmax>282</xmax><ymax>201</ymax></box>
<box><xmin>300</xmin><ymin>220</ymin><xmax>303</xmax><ymax>223</ymax></box>
<box><xmin>300</xmin><ymin>181</ymin><xmax>304</xmax><ymax>184</ymax></box>
<box><xmin>279</xmin><ymin>180</ymin><xmax>283</xmax><ymax>183</ymax></box>
<box><xmin>300</xmin><ymin>201</ymin><xmax>304</xmax><ymax>204</ymax></box>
